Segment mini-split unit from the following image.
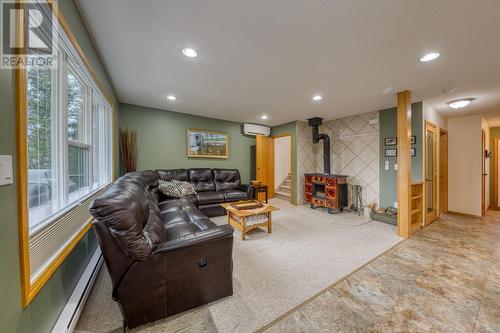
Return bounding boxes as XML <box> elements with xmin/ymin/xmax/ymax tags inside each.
<box><xmin>243</xmin><ymin>123</ymin><xmax>271</xmax><ymax>136</ymax></box>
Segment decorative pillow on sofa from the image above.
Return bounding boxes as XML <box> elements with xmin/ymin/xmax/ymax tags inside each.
<box><xmin>158</xmin><ymin>179</ymin><xmax>196</xmax><ymax>197</ymax></box>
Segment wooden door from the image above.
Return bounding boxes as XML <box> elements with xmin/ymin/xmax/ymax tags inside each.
<box><xmin>481</xmin><ymin>130</ymin><xmax>486</xmax><ymax>215</ymax></box>
<box><xmin>256</xmin><ymin>135</ymin><xmax>274</xmax><ymax>200</ymax></box>
<box><xmin>439</xmin><ymin>129</ymin><xmax>448</xmax><ymax>213</ymax></box>
<box><xmin>425</xmin><ymin>122</ymin><xmax>437</xmax><ymax>224</ymax></box>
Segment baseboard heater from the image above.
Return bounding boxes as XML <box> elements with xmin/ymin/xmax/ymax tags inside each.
<box><xmin>51</xmin><ymin>247</ymin><xmax>103</xmax><ymax>333</ymax></box>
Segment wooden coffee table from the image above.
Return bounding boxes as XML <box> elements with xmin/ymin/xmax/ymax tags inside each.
<box><xmin>221</xmin><ymin>201</ymin><xmax>279</xmax><ymax>240</ymax></box>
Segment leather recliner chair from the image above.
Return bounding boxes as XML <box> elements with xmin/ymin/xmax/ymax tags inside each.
<box><xmin>89</xmin><ymin>172</ymin><xmax>234</xmax><ymax>329</ymax></box>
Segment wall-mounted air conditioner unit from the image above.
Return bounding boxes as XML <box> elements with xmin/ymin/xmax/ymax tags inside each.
<box><xmin>243</xmin><ymin>123</ymin><xmax>271</xmax><ymax>136</ymax></box>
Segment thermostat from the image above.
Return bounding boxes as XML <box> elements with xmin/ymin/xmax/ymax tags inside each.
<box><xmin>0</xmin><ymin>155</ymin><xmax>13</xmax><ymax>186</ymax></box>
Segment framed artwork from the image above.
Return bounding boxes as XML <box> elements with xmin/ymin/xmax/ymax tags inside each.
<box><xmin>385</xmin><ymin>137</ymin><xmax>397</xmax><ymax>146</ymax></box>
<box><xmin>411</xmin><ymin>136</ymin><xmax>416</xmax><ymax>145</ymax></box>
<box><xmin>385</xmin><ymin>149</ymin><xmax>397</xmax><ymax>157</ymax></box>
<box><xmin>187</xmin><ymin>129</ymin><xmax>228</xmax><ymax>158</ymax></box>
<box><xmin>411</xmin><ymin>148</ymin><xmax>416</xmax><ymax>157</ymax></box>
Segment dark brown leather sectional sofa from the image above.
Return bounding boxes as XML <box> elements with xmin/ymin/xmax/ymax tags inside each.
<box><xmin>89</xmin><ymin>168</ymin><xmax>250</xmax><ymax>328</ymax></box>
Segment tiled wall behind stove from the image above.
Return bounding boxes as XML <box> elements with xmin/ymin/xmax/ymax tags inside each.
<box><xmin>313</xmin><ymin>111</ymin><xmax>380</xmax><ymax>207</ymax></box>
<box><xmin>296</xmin><ymin>121</ymin><xmax>316</xmax><ymax>204</ymax></box>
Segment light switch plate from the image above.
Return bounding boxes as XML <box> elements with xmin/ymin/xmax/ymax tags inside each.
<box><xmin>394</xmin><ymin>163</ymin><xmax>398</xmax><ymax>170</ymax></box>
<box><xmin>385</xmin><ymin>160</ymin><xmax>390</xmax><ymax>170</ymax></box>
<box><xmin>0</xmin><ymin>155</ymin><xmax>13</xmax><ymax>186</ymax></box>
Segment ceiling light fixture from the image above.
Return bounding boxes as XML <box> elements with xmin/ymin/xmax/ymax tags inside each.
<box><xmin>166</xmin><ymin>95</ymin><xmax>176</xmax><ymax>101</ymax></box>
<box><xmin>447</xmin><ymin>98</ymin><xmax>474</xmax><ymax>109</ymax></box>
<box><xmin>182</xmin><ymin>48</ymin><xmax>198</xmax><ymax>58</ymax></box>
<box><xmin>420</xmin><ymin>52</ymin><xmax>440</xmax><ymax>62</ymax></box>
<box><xmin>261</xmin><ymin>115</ymin><xmax>268</xmax><ymax>120</ymax></box>
<box><xmin>312</xmin><ymin>95</ymin><xmax>322</xmax><ymax>101</ymax></box>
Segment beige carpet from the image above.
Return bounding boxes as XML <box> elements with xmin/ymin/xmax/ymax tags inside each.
<box><xmin>76</xmin><ymin>198</ymin><xmax>403</xmax><ymax>333</ymax></box>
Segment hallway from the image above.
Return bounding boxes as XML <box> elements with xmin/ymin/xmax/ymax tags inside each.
<box><xmin>263</xmin><ymin>211</ymin><xmax>500</xmax><ymax>333</ymax></box>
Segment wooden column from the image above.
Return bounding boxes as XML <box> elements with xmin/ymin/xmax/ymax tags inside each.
<box><xmin>397</xmin><ymin>90</ymin><xmax>412</xmax><ymax>238</ymax></box>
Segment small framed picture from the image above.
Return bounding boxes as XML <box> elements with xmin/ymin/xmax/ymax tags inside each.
<box><xmin>411</xmin><ymin>148</ymin><xmax>416</xmax><ymax>157</ymax></box>
<box><xmin>385</xmin><ymin>149</ymin><xmax>397</xmax><ymax>157</ymax></box>
<box><xmin>411</xmin><ymin>136</ymin><xmax>416</xmax><ymax>145</ymax></box>
<box><xmin>385</xmin><ymin>137</ymin><xmax>397</xmax><ymax>146</ymax></box>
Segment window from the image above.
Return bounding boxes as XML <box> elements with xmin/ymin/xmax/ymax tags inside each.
<box><xmin>26</xmin><ymin>40</ymin><xmax>112</xmax><ymax>233</ymax></box>
<box><xmin>18</xmin><ymin>0</ymin><xmax>114</xmax><ymax>307</ymax></box>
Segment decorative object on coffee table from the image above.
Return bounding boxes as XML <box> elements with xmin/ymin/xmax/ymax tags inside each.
<box><xmin>187</xmin><ymin>129</ymin><xmax>228</xmax><ymax>159</ymax></box>
<box><xmin>221</xmin><ymin>200</ymin><xmax>279</xmax><ymax>240</ymax></box>
<box><xmin>232</xmin><ymin>200</ymin><xmax>264</xmax><ymax>210</ymax></box>
<box><xmin>250</xmin><ymin>184</ymin><xmax>268</xmax><ymax>203</ymax></box>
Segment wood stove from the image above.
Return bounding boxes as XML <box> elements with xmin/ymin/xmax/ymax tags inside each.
<box><xmin>305</xmin><ymin>173</ymin><xmax>348</xmax><ymax>213</ymax></box>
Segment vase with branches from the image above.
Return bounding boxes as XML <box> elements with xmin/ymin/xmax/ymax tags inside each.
<box><xmin>119</xmin><ymin>128</ymin><xmax>137</xmax><ymax>174</ymax></box>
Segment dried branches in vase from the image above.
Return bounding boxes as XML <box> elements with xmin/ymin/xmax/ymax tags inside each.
<box><xmin>119</xmin><ymin>128</ymin><xmax>137</xmax><ymax>174</ymax></box>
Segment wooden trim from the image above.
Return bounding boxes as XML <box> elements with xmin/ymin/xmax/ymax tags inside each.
<box><xmin>424</xmin><ymin>121</ymin><xmax>438</xmax><ymax>224</ymax></box>
<box><xmin>396</xmin><ymin>90</ymin><xmax>412</xmax><ymax>239</ymax></box>
<box><xmin>16</xmin><ymin>1</ymin><xmax>115</xmax><ymax>306</ymax></box>
<box><xmin>494</xmin><ymin>137</ymin><xmax>500</xmax><ymax>208</ymax></box>
<box><xmin>439</xmin><ymin>128</ymin><xmax>448</xmax><ymax>213</ymax></box>
<box><xmin>47</xmin><ymin>0</ymin><xmax>113</xmax><ymax>107</ymax></box>
<box><xmin>15</xmin><ymin>0</ymin><xmax>30</xmax><ymax>305</ymax></box>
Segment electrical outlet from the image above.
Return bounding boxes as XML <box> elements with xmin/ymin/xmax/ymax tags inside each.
<box><xmin>394</xmin><ymin>163</ymin><xmax>398</xmax><ymax>170</ymax></box>
<box><xmin>0</xmin><ymin>155</ymin><xmax>13</xmax><ymax>186</ymax></box>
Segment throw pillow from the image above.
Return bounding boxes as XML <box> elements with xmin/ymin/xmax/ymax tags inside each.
<box><xmin>172</xmin><ymin>180</ymin><xmax>197</xmax><ymax>196</ymax></box>
<box><xmin>157</xmin><ymin>180</ymin><xmax>197</xmax><ymax>197</ymax></box>
<box><xmin>158</xmin><ymin>179</ymin><xmax>182</xmax><ymax>197</ymax></box>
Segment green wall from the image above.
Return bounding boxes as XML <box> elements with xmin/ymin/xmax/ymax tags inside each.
<box><xmin>490</xmin><ymin>127</ymin><xmax>500</xmax><ymax>205</ymax></box>
<box><xmin>119</xmin><ymin>103</ymin><xmax>256</xmax><ymax>183</ymax></box>
<box><xmin>271</xmin><ymin>121</ymin><xmax>297</xmax><ymax>204</ymax></box>
<box><xmin>0</xmin><ymin>1</ymin><xmax>118</xmax><ymax>332</ymax></box>
<box><xmin>379</xmin><ymin>102</ymin><xmax>423</xmax><ymax>208</ymax></box>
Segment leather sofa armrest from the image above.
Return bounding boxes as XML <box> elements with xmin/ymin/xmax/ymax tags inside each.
<box><xmin>238</xmin><ymin>184</ymin><xmax>252</xmax><ymax>199</ymax></box>
<box><xmin>153</xmin><ymin>225</ymin><xmax>234</xmax><ymax>255</ymax></box>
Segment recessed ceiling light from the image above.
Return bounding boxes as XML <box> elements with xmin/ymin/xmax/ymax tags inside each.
<box><xmin>447</xmin><ymin>98</ymin><xmax>474</xmax><ymax>109</ymax></box>
<box><xmin>261</xmin><ymin>115</ymin><xmax>268</xmax><ymax>120</ymax></box>
<box><xmin>312</xmin><ymin>95</ymin><xmax>323</xmax><ymax>101</ymax></box>
<box><xmin>182</xmin><ymin>48</ymin><xmax>197</xmax><ymax>58</ymax></box>
<box><xmin>166</xmin><ymin>95</ymin><xmax>176</xmax><ymax>101</ymax></box>
<box><xmin>420</xmin><ymin>52</ymin><xmax>440</xmax><ymax>62</ymax></box>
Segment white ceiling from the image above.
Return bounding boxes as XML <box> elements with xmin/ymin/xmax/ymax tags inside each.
<box><xmin>77</xmin><ymin>0</ymin><xmax>500</xmax><ymax>127</ymax></box>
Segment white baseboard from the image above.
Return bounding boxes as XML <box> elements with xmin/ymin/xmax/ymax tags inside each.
<box><xmin>51</xmin><ymin>247</ymin><xmax>103</xmax><ymax>333</ymax></box>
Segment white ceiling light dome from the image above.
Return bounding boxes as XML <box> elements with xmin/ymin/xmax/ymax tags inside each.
<box><xmin>182</xmin><ymin>48</ymin><xmax>198</xmax><ymax>58</ymax></box>
<box><xmin>447</xmin><ymin>98</ymin><xmax>474</xmax><ymax>109</ymax></box>
<box><xmin>312</xmin><ymin>95</ymin><xmax>323</xmax><ymax>101</ymax></box>
<box><xmin>420</xmin><ymin>52</ymin><xmax>440</xmax><ymax>62</ymax></box>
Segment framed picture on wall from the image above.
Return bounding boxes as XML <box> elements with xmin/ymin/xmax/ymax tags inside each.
<box><xmin>385</xmin><ymin>137</ymin><xmax>397</xmax><ymax>146</ymax></box>
<box><xmin>411</xmin><ymin>148</ymin><xmax>416</xmax><ymax>157</ymax></box>
<box><xmin>187</xmin><ymin>129</ymin><xmax>229</xmax><ymax>158</ymax></box>
<box><xmin>411</xmin><ymin>136</ymin><xmax>416</xmax><ymax>145</ymax></box>
<box><xmin>385</xmin><ymin>149</ymin><xmax>397</xmax><ymax>157</ymax></box>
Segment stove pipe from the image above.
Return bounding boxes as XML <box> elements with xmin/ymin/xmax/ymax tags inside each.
<box><xmin>307</xmin><ymin>117</ymin><xmax>331</xmax><ymax>174</ymax></box>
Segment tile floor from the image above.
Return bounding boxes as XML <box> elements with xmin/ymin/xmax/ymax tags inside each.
<box><xmin>262</xmin><ymin>211</ymin><xmax>500</xmax><ymax>333</ymax></box>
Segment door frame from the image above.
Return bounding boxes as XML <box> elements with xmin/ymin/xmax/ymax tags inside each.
<box><xmin>439</xmin><ymin>128</ymin><xmax>448</xmax><ymax>214</ymax></box>
<box><xmin>481</xmin><ymin>130</ymin><xmax>486</xmax><ymax>215</ymax></box>
<box><xmin>272</xmin><ymin>133</ymin><xmax>293</xmax><ymax>204</ymax></box>
<box><xmin>424</xmin><ymin>120</ymin><xmax>438</xmax><ymax>224</ymax></box>
<box><xmin>494</xmin><ymin>137</ymin><xmax>500</xmax><ymax>208</ymax></box>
